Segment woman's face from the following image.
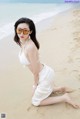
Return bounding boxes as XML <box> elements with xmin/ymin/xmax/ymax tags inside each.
<box><xmin>16</xmin><ymin>23</ymin><xmax>31</xmax><ymax>43</ymax></box>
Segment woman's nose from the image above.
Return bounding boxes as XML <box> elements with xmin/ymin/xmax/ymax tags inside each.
<box><xmin>20</xmin><ymin>32</ymin><xmax>24</xmax><ymax>35</ymax></box>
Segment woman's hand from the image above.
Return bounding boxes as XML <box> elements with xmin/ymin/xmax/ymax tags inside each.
<box><xmin>32</xmin><ymin>84</ymin><xmax>37</xmax><ymax>96</ymax></box>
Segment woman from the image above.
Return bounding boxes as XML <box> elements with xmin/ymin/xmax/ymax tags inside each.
<box><xmin>14</xmin><ymin>17</ymin><xmax>80</xmax><ymax>108</ymax></box>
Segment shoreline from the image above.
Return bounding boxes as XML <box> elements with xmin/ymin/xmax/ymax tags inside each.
<box><xmin>0</xmin><ymin>3</ymin><xmax>73</xmax><ymax>40</ymax></box>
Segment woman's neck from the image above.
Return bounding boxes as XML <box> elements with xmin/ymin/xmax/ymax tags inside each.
<box><xmin>20</xmin><ymin>38</ymin><xmax>30</xmax><ymax>48</ymax></box>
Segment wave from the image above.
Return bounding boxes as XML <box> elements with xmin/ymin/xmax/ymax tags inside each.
<box><xmin>0</xmin><ymin>4</ymin><xmax>72</xmax><ymax>40</ymax></box>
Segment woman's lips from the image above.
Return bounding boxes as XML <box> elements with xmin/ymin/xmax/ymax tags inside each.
<box><xmin>20</xmin><ymin>36</ymin><xmax>24</xmax><ymax>38</ymax></box>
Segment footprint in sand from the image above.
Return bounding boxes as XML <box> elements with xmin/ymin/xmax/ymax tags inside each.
<box><xmin>73</xmin><ymin>32</ymin><xmax>80</xmax><ymax>37</ymax></box>
<box><xmin>73</xmin><ymin>10</ymin><xmax>80</xmax><ymax>17</ymax></box>
<box><xmin>27</xmin><ymin>106</ymin><xmax>45</xmax><ymax>117</ymax></box>
<box><xmin>73</xmin><ymin>42</ymin><xmax>80</xmax><ymax>49</ymax></box>
<box><xmin>67</xmin><ymin>57</ymin><xmax>73</xmax><ymax>63</ymax></box>
<box><xmin>70</xmin><ymin>70</ymin><xmax>80</xmax><ymax>79</ymax></box>
<box><xmin>73</xmin><ymin>24</ymin><xmax>80</xmax><ymax>28</ymax></box>
<box><xmin>77</xmin><ymin>74</ymin><xmax>80</xmax><ymax>80</ymax></box>
<box><xmin>75</xmin><ymin>57</ymin><xmax>80</xmax><ymax>62</ymax></box>
<box><xmin>74</xmin><ymin>37</ymin><xmax>80</xmax><ymax>42</ymax></box>
<box><xmin>27</xmin><ymin>106</ymin><xmax>32</xmax><ymax>111</ymax></box>
<box><xmin>27</xmin><ymin>105</ymin><xmax>39</xmax><ymax>112</ymax></box>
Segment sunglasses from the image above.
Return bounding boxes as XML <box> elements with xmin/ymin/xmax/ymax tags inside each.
<box><xmin>16</xmin><ymin>28</ymin><xmax>30</xmax><ymax>35</ymax></box>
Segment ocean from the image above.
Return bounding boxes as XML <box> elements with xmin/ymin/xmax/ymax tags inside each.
<box><xmin>0</xmin><ymin>3</ymin><xmax>73</xmax><ymax>40</ymax></box>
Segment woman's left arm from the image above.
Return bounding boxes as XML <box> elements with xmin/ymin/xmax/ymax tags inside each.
<box><xmin>27</xmin><ymin>46</ymin><xmax>40</xmax><ymax>86</ymax></box>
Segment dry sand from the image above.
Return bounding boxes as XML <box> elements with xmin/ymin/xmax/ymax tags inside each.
<box><xmin>0</xmin><ymin>8</ymin><xmax>80</xmax><ymax>119</ymax></box>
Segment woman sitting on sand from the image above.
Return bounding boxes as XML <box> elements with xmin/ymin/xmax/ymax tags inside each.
<box><xmin>14</xmin><ymin>17</ymin><xmax>80</xmax><ymax>108</ymax></box>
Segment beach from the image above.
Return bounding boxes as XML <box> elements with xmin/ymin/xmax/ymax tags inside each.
<box><xmin>0</xmin><ymin>6</ymin><xmax>80</xmax><ymax>119</ymax></box>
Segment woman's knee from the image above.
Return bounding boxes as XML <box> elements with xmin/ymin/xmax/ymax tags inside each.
<box><xmin>31</xmin><ymin>99</ymin><xmax>40</xmax><ymax>107</ymax></box>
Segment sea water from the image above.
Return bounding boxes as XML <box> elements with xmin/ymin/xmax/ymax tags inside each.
<box><xmin>0</xmin><ymin>3</ymin><xmax>73</xmax><ymax>40</ymax></box>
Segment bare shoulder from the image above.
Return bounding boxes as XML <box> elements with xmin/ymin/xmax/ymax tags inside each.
<box><xmin>25</xmin><ymin>40</ymin><xmax>37</xmax><ymax>55</ymax></box>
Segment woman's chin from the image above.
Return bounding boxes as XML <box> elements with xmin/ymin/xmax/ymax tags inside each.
<box><xmin>20</xmin><ymin>39</ymin><xmax>26</xmax><ymax>43</ymax></box>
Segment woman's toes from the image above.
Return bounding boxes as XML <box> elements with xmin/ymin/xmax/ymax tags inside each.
<box><xmin>73</xmin><ymin>104</ymin><xmax>80</xmax><ymax>109</ymax></box>
<box><xmin>63</xmin><ymin>87</ymin><xmax>75</xmax><ymax>93</ymax></box>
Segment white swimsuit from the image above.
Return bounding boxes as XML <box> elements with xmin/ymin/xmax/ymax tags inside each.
<box><xmin>18</xmin><ymin>51</ymin><xmax>30</xmax><ymax>66</ymax></box>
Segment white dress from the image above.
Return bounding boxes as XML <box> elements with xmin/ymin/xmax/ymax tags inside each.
<box><xmin>18</xmin><ymin>51</ymin><xmax>55</xmax><ymax>106</ymax></box>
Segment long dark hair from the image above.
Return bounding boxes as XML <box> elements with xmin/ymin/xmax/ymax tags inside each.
<box><xmin>14</xmin><ymin>17</ymin><xmax>40</xmax><ymax>49</ymax></box>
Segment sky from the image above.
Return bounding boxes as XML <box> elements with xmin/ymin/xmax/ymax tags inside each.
<box><xmin>0</xmin><ymin>0</ymin><xmax>64</xmax><ymax>3</ymax></box>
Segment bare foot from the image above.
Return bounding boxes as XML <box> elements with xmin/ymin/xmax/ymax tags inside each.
<box><xmin>59</xmin><ymin>86</ymin><xmax>75</xmax><ymax>93</ymax></box>
<box><xmin>64</xmin><ymin>93</ymin><xmax>80</xmax><ymax>109</ymax></box>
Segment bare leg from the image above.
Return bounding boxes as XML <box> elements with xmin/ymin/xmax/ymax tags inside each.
<box><xmin>53</xmin><ymin>86</ymin><xmax>74</xmax><ymax>94</ymax></box>
<box><xmin>40</xmin><ymin>93</ymin><xmax>80</xmax><ymax>109</ymax></box>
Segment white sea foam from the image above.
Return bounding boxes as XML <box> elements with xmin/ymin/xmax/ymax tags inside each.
<box><xmin>0</xmin><ymin>4</ymin><xmax>72</xmax><ymax>40</ymax></box>
<box><xmin>0</xmin><ymin>23</ymin><xmax>14</xmax><ymax>40</ymax></box>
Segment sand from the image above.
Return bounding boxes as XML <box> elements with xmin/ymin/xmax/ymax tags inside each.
<box><xmin>0</xmin><ymin>7</ymin><xmax>80</xmax><ymax>119</ymax></box>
